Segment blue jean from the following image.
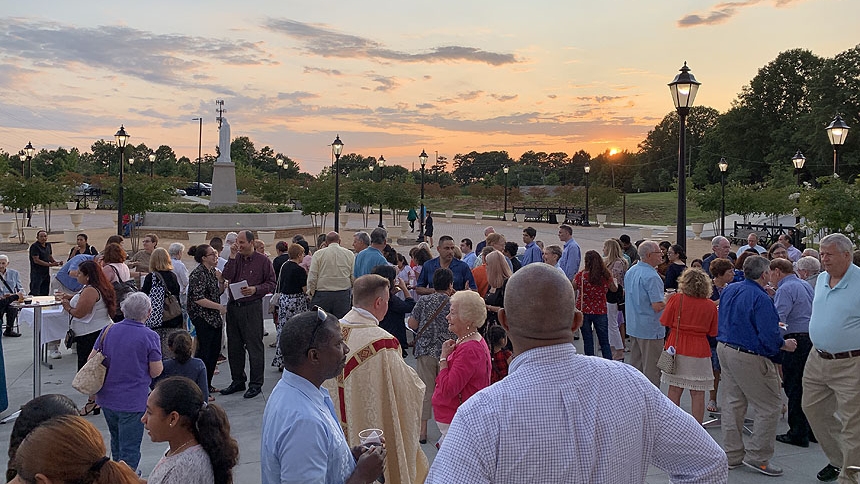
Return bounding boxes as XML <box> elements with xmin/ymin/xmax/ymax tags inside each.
<box><xmin>102</xmin><ymin>408</ymin><xmax>145</xmax><ymax>470</ymax></box>
<box><xmin>582</xmin><ymin>313</ymin><xmax>612</xmax><ymax>359</ymax></box>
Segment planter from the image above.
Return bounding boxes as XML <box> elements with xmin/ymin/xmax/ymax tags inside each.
<box><xmin>386</xmin><ymin>225</ymin><xmax>402</xmax><ymax>240</ymax></box>
<box><xmin>596</xmin><ymin>214</ymin><xmax>607</xmax><ymax>229</ymax></box>
<box><xmin>691</xmin><ymin>223</ymin><xmax>704</xmax><ymax>240</ymax></box>
<box><xmin>87</xmin><ymin>200</ymin><xmax>98</xmax><ymax>213</ymax></box>
<box><xmin>69</xmin><ymin>213</ymin><xmax>83</xmax><ymax>230</ymax></box>
<box><xmin>556</xmin><ymin>213</ymin><xmax>567</xmax><ymax>225</ymax></box>
<box><xmin>0</xmin><ymin>221</ymin><xmax>15</xmax><ymax>242</ymax></box>
<box><xmin>504</xmin><ymin>213</ymin><xmax>515</xmax><ymax>226</ymax></box>
<box><xmin>257</xmin><ymin>230</ymin><xmax>276</xmax><ymax>247</ymax></box>
<box><xmin>340</xmin><ymin>214</ymin><xmax>349</xmax><ymax>227</ymax></box>
<box><xmin>23</xmin><ymin>227</ymin><xmax>42</xmax><ymax>244</ymax></box>
<box><xmin>187</xmin><ymin>231</ymin><xmax>209</xmax><ymax>246</ymax></box>
<box><xmin>639</xmin><ymin>227</ymin><xmax>653</xmax><ymax>240</ymax></box>
<box><xmin>66</xmin><ymin>201</ymin><xmax>78</xmax><ymax>211</ymax></box>
<box><xmin>64</xmin><ymin>229</ymin><xmax>79</xmax><ymax>245</ymax></box>
<box><xmin>474</xmin><ymin>211</ymin><xmax>483</xmax><ymax>225</ymax></box>
<box><xmin>445</xmin><ymin>210</ymin><xmax>453</xmax><ymax>223</ymax></box>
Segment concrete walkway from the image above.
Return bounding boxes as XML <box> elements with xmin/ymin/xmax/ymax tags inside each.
<box><xmin>0</xmin><ymin>210</ymin><xmax>832</xmax><ymax>482</ymax></box>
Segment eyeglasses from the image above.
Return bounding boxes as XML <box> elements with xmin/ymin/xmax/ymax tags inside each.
<box><xmin>305</xmin><ymin>306</ymin><xmax>329</xmax><ymax>354</ymax></box>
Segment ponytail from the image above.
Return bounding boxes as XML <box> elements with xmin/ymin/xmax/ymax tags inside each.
<box><xmin>195</xmin><ymin>403</ymin><xmax>240</xmax><ymax>484</ymax></box>
<box><xmin>93</xmin><ymin>459</ymin><xmax>140</xmax><ymax>484</ymax></box>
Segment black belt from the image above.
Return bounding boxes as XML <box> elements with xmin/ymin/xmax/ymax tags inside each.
<box><xmin>229</xmin><ymin>299</ymin><xmax>262</xmax><ymax>307</ymax></box>
<box><xmin>721</xmin><ymin>342</ymin><xmax>759</xmax><ymax>356</ymax></box>
<box><xmin>816</xmin><ymin>349</ymin><xmax>860</xmax><ymax>360</ymax></box>
<box><xmin>784</xmin><ymin>333</ymin><xmax>810</xmax><ymax>340</ymax></box>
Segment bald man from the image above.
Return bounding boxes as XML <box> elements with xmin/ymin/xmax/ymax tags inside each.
<box><xmin>307</xmin><ymin>231</ymin><xmax>355</xmax><ymax>318</ymax></box>
<box><xmin>427</xmin><ymin>264</ymin><xmax>727</xmax><ymax>483</ymax></box>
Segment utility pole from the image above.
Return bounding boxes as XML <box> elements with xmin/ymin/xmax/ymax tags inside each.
<box><xmin>215</xmin><ymin>100</ymin><xmax>225</xmax><ymax>129</ymax></box>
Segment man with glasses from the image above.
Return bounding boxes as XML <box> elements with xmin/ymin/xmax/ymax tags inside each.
<box><xmin>221</xmin><ymin>230</ymin><xmax>276</xmax><ymax>399</ymax></box>
<box><xmin>623</xmin><ymin>241</ymin><xmax>667</xmax><ymax>387</ymax></box>
<box><xmin>262</xmin><ymin>308</ymin><xmax>386</xmax><ymax>484</ymax></box>
<box><xmin>127</xmin><ymin>233</ymin><xmax>158</xmax><ymax>275</ymax></box>
<box><xmin>702</xmin><ymin>235</ymin><xmax>732</xmax><ymax>277</ymax></box>
<box><xmin>323</xmin><ymin>274</ymin><xmax>429</xmax><ymax>483</ymax></box>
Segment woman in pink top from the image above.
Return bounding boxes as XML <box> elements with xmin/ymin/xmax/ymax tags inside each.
<box><xmin>432</xmin><ymin>290</ymin><xmax>491</xmax><ymax>446</ymax></box>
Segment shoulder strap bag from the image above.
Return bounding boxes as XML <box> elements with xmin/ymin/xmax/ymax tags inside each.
<box><xmin>0</xmin><ymin>273</ymin><xmax>14</xmax><ymax>295</ymax></box>
<box><xmin>153</xmin><ymin>271</ymin><xmax>183</xmax><ymax>321</ymax></box>
<box><xmin>270</xmin><ymin>261</ymin><xmax>287</xmax><ymax>309</ymax></box>
<box><xmin>412</xmin><ymin>295</ymin><xmax>449</xmax><ymax>356</ymax></box>
<box><xmin>71</xmin><ymin>323</ymin><xmax>114</xmax><ymax>395</ymax></box>
<box><xmin>657</xmin><ymin>295</ymin><xmax>682</xmax><ymax>375</ymax></box>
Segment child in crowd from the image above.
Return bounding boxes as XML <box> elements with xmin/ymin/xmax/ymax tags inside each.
<box><xmin>487</xmin><ymin>326</ymin><xmax>512</xmax><ymax>384</ymax></box>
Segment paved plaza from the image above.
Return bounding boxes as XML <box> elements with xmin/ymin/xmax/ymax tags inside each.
<box><xmin>0</xmin><ymin>209</ymin><xmax>836</xmax><ymax>482</ymax></box>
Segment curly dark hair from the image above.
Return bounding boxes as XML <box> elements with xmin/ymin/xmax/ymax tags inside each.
<box><xmin>78</xmin><ymin>260</ymin><xmax>117</xmax><ymax>317</ymax></box>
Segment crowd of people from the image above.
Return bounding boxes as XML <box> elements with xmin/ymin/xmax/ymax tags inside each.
<box><xmin>2</xmin><ymin>222</ymin><xmax>860</xmax><ymax>483</ymax></box>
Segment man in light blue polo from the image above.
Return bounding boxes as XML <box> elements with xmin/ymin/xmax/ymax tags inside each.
<box><xmin>623</xmin><ymin>241</ymin><xmax>666</xmax><ymax>387</ymax></box>
<box><xmin>802</xmin><ymin>233</ymin><xmax>860</xmax><ymax>483</ymax></box>
<box><xmin>54</xmin><ymin>253</ymin><xmax>94</xmax><ymax>293</ymax></box>
<box><xmin>353</xmin><ymin>228</ymin><xmax>388</xmax><ymax>278</ymax></box>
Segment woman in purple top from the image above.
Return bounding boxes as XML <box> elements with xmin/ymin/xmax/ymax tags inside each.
<box><xmin>92</xmin><ymin>292</ymin><xmax>163</xmax><ymax>471</ymax></box>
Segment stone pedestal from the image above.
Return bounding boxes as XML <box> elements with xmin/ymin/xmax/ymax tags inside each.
<box><xmin>210</xmin><ymin>162</ymin><xmax>238</xmax><ymax>208</ymax></box>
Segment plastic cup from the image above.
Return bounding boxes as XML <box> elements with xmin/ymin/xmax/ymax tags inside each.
<box><xmin>358</xmin><ymin>428</ymin><xmax>383</xmax><ymax>447</ymax></box>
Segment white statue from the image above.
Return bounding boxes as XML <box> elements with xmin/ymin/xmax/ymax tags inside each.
<box><xmin>217</xmin><ymin>117</ymin><xmax>231</xmax><ymax>164</ymax></box>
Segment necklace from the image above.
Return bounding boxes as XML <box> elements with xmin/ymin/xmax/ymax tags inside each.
<box><xmin>456</xmin><ymin>331</ymin><xmax>478</xmax><ymax>345</ymax></box>
<box><xmin>167</xmin><ymin>438</ymin><xmax>196</xmax><ymax>457</ymax></box>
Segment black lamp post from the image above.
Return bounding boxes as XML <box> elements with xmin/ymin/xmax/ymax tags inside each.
<box><xmin>583</xmin><ymin>161</ymin><xmax>591</xmax><ymax>227</ymax></box>
<box><xmin>148</xmin><ymin>153</ymin><xmax>156</xmax><ymax>178</ymax></box>
<box><xmin>503</xmin><ymin>165</ymin><xmax>509</xmax><ymax>218</ymax></box>
<box><xmin>792</xmin><ymin>150</ymin><xmax>806</xmax><ymax>224</ymax></box>
<box><xmin>825</xmin><ymin>114</ymin><xmax>850</xmax><ymax>177</ymax></box>
<box><xmin>718</xmin><ymin>157</ymin><xmax>728</xmax><ymax>236</ymax></box>
<box><xmin>668</xmin><ymin>62</ymin><xmax>701</xmax><ymax>253</ymax></box>
<box><xmin>276</xmin><ymin>157</ymin><xmax>284</xmax><ymax>185</ymax></box>
<box><xmin>114</xmin><ymin>125</ymin><xmax>130</xmax><ymax>236</ymax></box>
<box><xmin>377</xmin><ymin>155</ymin><xmax>385</xmax><ymax>228</ymax></box>
<box><xmin>192</xmin><ymin>117</ymin><xmax>203</xmax><ymax>190</ymax></box>
<box><xmin>332</xmin><ymin>135</ymin><xmax>344</xmax><ymax>232</ymax></box>
<box><xmin>20</xmin><ymin>142</ymin><xmax>35</xmax><ymax>226</ymax></box>
<box><xmin>417</xmin><ymin>150</ymin><xmax>428</xmax><ymax>242</ymax></box>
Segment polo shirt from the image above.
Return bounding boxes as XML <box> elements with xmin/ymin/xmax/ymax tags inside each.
<box><xmin>353</xmin><ymin>246</ymin><xmax>388</xmax><ymax>278</ymax></box>
<box><xmin>809</xmin><ymin>264</ymin><xmax>860</xmax><ymax>353</ymax></box>
<box><xmin>417</xmin><ymin>257</ymin><xmax>477</xmax><ymax>291</ymax></box>
<box><xmin>623</xmin><ymin>262</ymin><xmax>665</xmax><ymax>339</ymax></box>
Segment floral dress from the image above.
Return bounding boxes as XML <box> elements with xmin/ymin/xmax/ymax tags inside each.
<box><xmin>273</xmin><ymin>260</ymin><xmax>310</xmax><ymax>368</ymax></box>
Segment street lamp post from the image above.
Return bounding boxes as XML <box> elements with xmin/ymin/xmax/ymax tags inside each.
<box><xmin>825</xmin><ymin>114</ymin><xmax>850</xmax><ymax>177</ymax></box>
<box><xmin>276</xmin><ymin>157</ymin><xmax>284</xmax><ymax>185</ymax></box>
<box><xmin>792</xmin><ymin>150</ymin><xmax>806</xmax><ymax>224</ymax></box>
<box><xmin>503</xmin><ymin>165</ymin><xmax>509</xmax><ymax>218</ymax></box>
<box><xmin>20</xmin><ymin>142</ymin><xmax>36</xmax><ymax>226</ymax></box>
<box><xmin>377</xmin><ymin>155</ymin><xmax>385</xmax><ymax>228</ymax></box>
<box><xmin>114</xmin><ymin>125</ymin><xmax>130</xmax><ymax>236</ymax></box>
<box><xmin>149</xmin><ymin>153</ymin><xmax>156</xmax><ymax>178</ymax></box>
<box><xmin>668</xmin><ymin>62</ymin><xmax>701</xmax><ymax>253</ymax></box>
<box><xmin>332</xmin><ymin>135</ymin><xmax>344</xmax><ymax>232</ymax></box>
<box><xmin>718</xmin><ymin>157</ymin><xmax>728</xmax><ymax>236</ymax></box>
<box><xmin>583</xmin><ymin>161</ymin><xmax>591</xmax><ymax>227</ymax></box>
<box><xmin>192</xmin><ymin>117</ymin><xmax>203</xmax><ymax>191</ymax></box>
<box><xmin>417</xmin><ymin>150</ymin><xmax>428</xmax><ymax>243</ymax></box>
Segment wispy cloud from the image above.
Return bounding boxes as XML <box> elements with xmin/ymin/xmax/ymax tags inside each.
<box><xmin>264</xmin><ymin>18</ymin><xmax>518</xmax><ymax>66</ymax></box>
<box><xmin>490</xmin><ymin>94</ymin><xmax>518</xmax><ymax>102</ymax></box>
<box><xmin>303</xmin><ymin>66</ymin><xmax>342</xmax><ymax>76</ymax></box>
<box><xmin>678</xmin><ymin>0</ymin><xmax>801</xmax><ymax>27</ymax></box>
<box><xmin>0</xmin><ymin>18</ymin><xmax>274</xmax><ymax>91</ymax></box>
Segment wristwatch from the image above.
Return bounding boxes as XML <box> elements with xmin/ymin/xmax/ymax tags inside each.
<box><xmin>439</xmin><ymin>357</ymin><xmax>447</xmax><ymax>363</ymax></box>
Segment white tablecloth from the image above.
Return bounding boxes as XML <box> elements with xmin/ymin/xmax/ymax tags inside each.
<box><xmin>19</xmin><ymin>306</ymin><xmax>70</xmax><ymax>345</ymax></box>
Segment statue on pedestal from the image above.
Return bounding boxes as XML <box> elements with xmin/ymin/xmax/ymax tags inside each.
<box><xmin>217</xmin><ymin>118</ymin><xmax>232</xmax><ymax>164</ymax></box>
<box><xmin>210</xmin><ymin>116</ymin><xmax>238</xmax><ymax>207</ymax></box>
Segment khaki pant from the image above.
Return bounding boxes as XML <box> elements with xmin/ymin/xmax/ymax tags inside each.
<box><xmin>416</xmin><ymin>355</ymin><xmax>440</xmax><ymax>421</ymax></box>
<box><xmin>629</xmin><ymin>337</ymin><xmax>663</xmax><ymax>387</ymax></box>
<box><xmin>717</xmin><ymin>343</ymin><xmax>782</xmax><ymax>465</ymax></box>
<box><xmin>802</xmin><ymin>349</ymin><xmax>860</xmax><ymax>484</ymax></box>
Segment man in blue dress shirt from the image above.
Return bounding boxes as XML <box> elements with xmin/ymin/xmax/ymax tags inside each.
<box><xmin>261</xmin><ymin>309</ymin><xmax>385</xmax><ymax>484</ymax></box>
<box><xmin>623</xmin><ymin>241</ymin><xmax>666</xmax><ymax>387</ymax></box>
<box><xmin>416</xmin><ymin>236</ymin><xmax>476</xmax><ymax>295</ymax></box>
<box><xmin>520</xmin><ymin>227</ymin><xmax>543</xmax><ymax>266</ymax></box>
<box><xmin>717</xmin><ymin>255</ymin><xmax>797</xmax><ymax>476</ymax></box>
<box><xmin>54</xmin><ymin>254</ymin><xmax>94</xmax><ymax>293</ymax></box>
<box><xmin>557</xmin><ymin>225</ymin><xmax>581</xmax><ymax>281</ymax></box>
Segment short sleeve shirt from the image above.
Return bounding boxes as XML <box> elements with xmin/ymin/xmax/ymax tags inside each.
<box><xmin>411</xmin><ymin>293</ymin><xmax>455</xmax><ymax>358</ymax></box>
<box><xmin>573</xmin><ymin>271</ymin><xmax>610</xmax><ymax>314</ymax></box>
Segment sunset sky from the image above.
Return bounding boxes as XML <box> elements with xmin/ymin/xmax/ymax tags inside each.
<box><xmin>0</xmin><ymin>1</ymin><xmax>858</xmax><ymax>175</ymax></box>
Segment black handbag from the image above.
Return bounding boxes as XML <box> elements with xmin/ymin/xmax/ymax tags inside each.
<box><xmin>606</xmin><ymin>284</ymin><xmax>624</xmax><ymax>304</ymax></box>
<box><xmin>64</xmin><ymin>314</ymin><xmax>76</xmax><ymax>349</ymax></box>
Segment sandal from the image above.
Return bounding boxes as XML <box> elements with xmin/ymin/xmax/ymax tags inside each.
<box><xmin>80</xmin><ymin>400</ymin><xmax>101</xmax><ymax>416</ymax></box>
<box><xmin>707</xmin><ymin>400</ymin><xmax>718</xmax><ymax>413</ymax></box>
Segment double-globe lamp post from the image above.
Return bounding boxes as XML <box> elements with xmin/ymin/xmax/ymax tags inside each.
<box><xmin>668</xmin><ymin>62</ymin><xmax>701</xmax><ymax>253</ymax></box>
<box><xmin>19</xmin><ymin>142</ymin><xmax>36</xmax><ymax>226</ymax></box>
<box><xmin>718</xmin><ymin>157</ymin><xmax>728</xmax><ymax>236</ymax></box>
<box><xmin>276</xmin><ymin>157</ymin><xmax>284</xmax><ymax>185</ymax></box>
<box><xmin>149</xmin><ymin>153</ymin><xmax>156</xmax><ymax>178</ymax></box>
<box><xmin>332</xmin><ymin>135</ymin><xmax>344</xmax><ymax>233</ymax></box>
<box><xmin>583</xmin><ymin>161</ymin><xmax>591</xmax><ymax>227</ymax></box>
<box><xmin>792</xmin><ymin>150</ymin><xmax>806</xmax><ymax>225</ymax></box>
<box><xmin>114</xmin><ymin>125</ymin><xmax>130</xmax><ymax>236</ymax></box>
<box><xmin>417</xmin><ymin>150</ymin><xmax>428</xmax><ymax>243</ymax></box>
<box><xmin>825</xmin><ymin>114</ymin><xmax>850</xmax><ymax>177</ymax></box>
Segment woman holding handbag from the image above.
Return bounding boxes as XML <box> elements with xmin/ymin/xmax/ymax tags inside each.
<box><xmin>659</xmin><ymin>268</ymin><xmax>718</xmax><ymax>423</ymax></box>
<box><xmin>407</xmin><ymin>268</ymin><xmax>455</xmax><ymax>444</ymax></box>
<box><xmin>60</xmin><ymin>260</ymin><xmax>116</xmax><ymax>417</ymax></box>
<box><xmin>142</xmin><ymin>248</ymin><xmax>183</xmax><ymax>358</ymax></box>
<box><xmin>603</xmin><ymin>239</ymin><xmax>629</xmax><ymax>360</ymax></box>
<box><xmin>271</xmin><ymin>243</ymin><xmax>309</xmax><ymax>371</ymax></box>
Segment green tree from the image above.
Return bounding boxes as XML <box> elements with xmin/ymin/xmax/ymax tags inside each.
<box><xmin>298</xmin><ymin>175</ymin><xmax>335</xmax><ymax>239</ymax></box>
<box><xmin>122</xmin><ymin>175</ymin><xmax>173</xmax><ymax>252</ymax></box>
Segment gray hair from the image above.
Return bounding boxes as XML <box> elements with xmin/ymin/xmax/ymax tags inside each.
<box><xmin>370</xmin><ymin>227</ymin><xmax>387</xmax><ymax>245</ymax></box>
<box><xmin>743</xmin><ymin>255</ymin><xmax>770</xmax><ymax>280</ymax></box>
<box><xmin>711</xmin><ymin>236</ymin><xmax>729</xmax><ymax>248</ymax></box>
<box><xmin>638</xmin><ymin>240</ymin><xmax>659</xmax><ymax>260</ymax></box>
<box><xmin>120</xmin><ymin>292</ymin><xmax>152</xmax><ymax>322</ymax></box>
<box><xmin>168</xmin><ymin>242</ymin><xmax>185</xmax><ymax>258</ymax></box>
<box><xmin>354</xmin><ymin>231</ymin><xmax>370</xmax><ymax>247</ymax></box>
<box><xmin>802</xmin><ymin>248</ymin><xmax>819</xmax><ymax>259</ymax></box>
<box><xmin>0</xmin><ymin>255</ymin><xmax>8</xmax><ymax>263</ymax></box>
<box><xmin>225</xmin><ymin>232</ymin><xmax>238</xmax><ymax>243</ymax></box>
<box><xmin>819</xmin><ymin>233</ymin><xmax>854</xmax><ymax>254</ymax></box>
<box><xmin>796</xmin><ymin>256</ymin><xmax>821</xmax><ymax>274</ymax></box>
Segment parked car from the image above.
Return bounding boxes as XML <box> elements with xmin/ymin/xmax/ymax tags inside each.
<box><xmin>174</xmin><ymin>188</ymin><xmax>187</xmax><ymax>196</ymax></box>
<box><xmin>185</xmin><ymin>182</ymin><xmax>211</xmax><ymax>196</ymax></box>
<box><xmin>74</xmin><ymin>183</ymin><xmax>102</xmax><ymax>196</ymax></box>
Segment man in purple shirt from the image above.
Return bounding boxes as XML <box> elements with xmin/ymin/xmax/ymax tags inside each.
<box><xmin>221</xmin><ymin>230</ymin><xmax>276</xmax><ymax>399</ymax></box>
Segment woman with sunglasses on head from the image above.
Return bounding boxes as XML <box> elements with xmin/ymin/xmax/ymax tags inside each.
<box><xmin>187</xmin><ymin>244</ymin><xmax>226</xmax><ymax>395</ymax></box>
<box><xmin>143</xmin><ymin>376</ymin><xmax>239</xmax><ymax>484</ymax></box>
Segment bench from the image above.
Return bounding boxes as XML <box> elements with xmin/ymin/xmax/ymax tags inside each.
<box><xmin>730</xmin><ymin>222</ymin><xmax>789</xmax><ymax>249</ymax></box>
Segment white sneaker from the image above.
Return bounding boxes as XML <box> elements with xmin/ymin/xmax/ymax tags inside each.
<box><xmin>48</xmin><ymin>349</ymin><xmax>62</xmax><ymax>359</ymax></box>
